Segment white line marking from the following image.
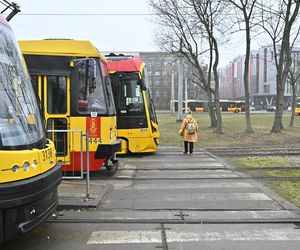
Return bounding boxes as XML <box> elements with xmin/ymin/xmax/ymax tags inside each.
<box><xmin>87</xmin><ymin>231</ymin><xmax>161</xmax><ymax>244</ymax></box>
<box><xmin>132</xmin><ymin>182</ymin><xmax>254</xmax><ymax>189</ymax></box>
<box><xmin>87</xmin><ymin>229</ymin><xmax>300</xmax><ymax>244</ymax></box>
<box><xmin>138</xmin><ymin>193</ymin><xmax>272</xmax><ymax>202</ymax></box>
<box><xmin>166</xmin><ymin>228</ymin><xmax>300</xmax><ymax>242</ymax></box>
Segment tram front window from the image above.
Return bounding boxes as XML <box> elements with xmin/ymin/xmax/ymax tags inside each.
<box><xmin>113</xmin><ymin>73</ymin><xmax>146</xmax><ymax>116</ymax></box>
<box><xmin>76</xmin><ymin>60</ymin><xmax>107</xmax><ymax>114</ymax></box>
<box><xmin>0</xmin><ymin>23</ymin><xmax>45</xmax><ymax>149</ymax></box>
<box><xmin>111</xmin><ymin>73</ymin><xmax>147</xmax><ymax>129</ymax></box>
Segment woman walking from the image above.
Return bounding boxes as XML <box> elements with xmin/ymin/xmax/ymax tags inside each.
<box><xmin>179</xmin><ymin>111</ymin><xmax>198</xmax><ymax>155</ymax></box>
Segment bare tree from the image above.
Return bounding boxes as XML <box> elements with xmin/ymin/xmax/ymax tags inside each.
<box><xmin>150</xmin><ymin>0</ymin><xmax>226</xmax><ymax>133</ymax></box>
<box><xmin>150</xmin><ymin>0</ymin><xmax>217</xmax><ymax>128</ymax></box>
<box><xmin>227</xmin><ymin>0</ymin><xmax>258</xmax><ymax>133</ymax></box>
<box><xmin>258</xmin><ymin>0</ymin><xmax>300</xmax><ymax>133</ymax></box>
<box><xmin>187</xmin><ymin>0</ymin><xmax>226</xmax><ymax>134</ymax></box>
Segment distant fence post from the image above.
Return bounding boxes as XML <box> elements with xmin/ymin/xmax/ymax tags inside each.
<box><xmin>85</xmin><ymin>130</ymin><xmax>90</xmax><ymax>199</ymax></box>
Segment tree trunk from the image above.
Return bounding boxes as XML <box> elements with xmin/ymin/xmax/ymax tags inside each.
<box><xmin>289</xmin><ymin>83</ymin><xmax>296</xmax><ymax>127</ymax></box>
<box><xmin>212</xmin><ymin>38</ymin><xmax>223</xmax><ymax>134</ymax></box>
<box><xmin>207</xmin><ymin>92</ymin><xmax>217</xmax><ymax>128</ymax></box>
<box><xmin>243</xmin><ymin>18</ymin><xmax>253</xmax><ymax>133</ymax></box>
<box><xmin>214</xmin><ymin>98</ymin><xmax>223</xmax><ymax>134</ymax></box>
<box><xmin>271</xmin><ymin>76</ymin><xmax>285</xmax><ymax>132</ymax></box>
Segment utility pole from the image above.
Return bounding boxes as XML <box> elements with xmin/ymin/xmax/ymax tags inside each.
<box><xmin>177</xmin><ymin>57</ymin><xmax>183</xmax><ymax>121</ymax></box>
<box><xmin>177</xmin><ymin>39</ymin><xmax>183</xmax><ymax>121</ymax></box>
<box><xmin>185</xmin><ymin>73</ymin><xmax>188</xmax><ymax>113</ymax></box>
<box><xmin>170</xmin><ymin>68</ymin><xmax>175</xmax><ymax>115</ymax></box>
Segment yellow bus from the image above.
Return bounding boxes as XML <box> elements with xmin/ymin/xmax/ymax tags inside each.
<box><xmin>19</xmin><ymin>40</ymin><xmax>121</xmax><ymax>173</ymax></box>
<box><xmin>0</xmin><ymin>14</ymin><xmax>61</xmax><ymax>244</ymax></box>
<box><xmin>294</xmin><ymin>97</ymin><xmax>300</xmax><ymax>115</ymax></box>
<box><xmin>106</xmin><ymin>54</ymin><xmax>159</xmax><ymax>154</ymax></box>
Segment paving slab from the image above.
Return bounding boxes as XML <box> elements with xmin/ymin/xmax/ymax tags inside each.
<box><xmin>58</xmin><ymin>210</ymin><xmax>179</xmax><ymax>221</ymax></box>
<box><xmin>134</xmin><ymin>169</ymin><xmax>239</xmax><ymax>178</ymax></box>
<box><xmin>58</xmin><ymin>180</ymin><xmax>112</xmax><ymax>209</ymax></box>
<box><xmin>165</xmin><ymin>223</ymin><xmax>300</xmax><ymax>250</ymax></box>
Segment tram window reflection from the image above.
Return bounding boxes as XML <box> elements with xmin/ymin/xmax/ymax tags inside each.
<box><xmin>47</xmin><ymin>76</ymin><xmax>67</xmax><ymax>114</ymax></box>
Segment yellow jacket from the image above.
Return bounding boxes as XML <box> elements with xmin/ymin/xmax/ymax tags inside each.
<box><xmin>179</xmin><ymin>114</ymin><xmax>198</xmax><ymax>142</ymax></box>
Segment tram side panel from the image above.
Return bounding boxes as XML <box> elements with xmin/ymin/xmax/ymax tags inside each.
<box><xmin>20</xmin><ymin>46</ymin><xmax>121</xmax><ymax>172</ymax></box>
<box><xmin>0</xmin><ymin>12</ymin><xmax>62</xmax><ymax>244</ymax></box>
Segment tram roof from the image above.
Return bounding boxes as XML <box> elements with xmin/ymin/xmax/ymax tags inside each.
<box><xmin>107</xmin><ymin>58</ymin><xmax>145</xmax><ymax>73</ymax></box>
<box><xmin>18</xmin><ymin>40</ymin><xmax>107</xmax><ymax>61</ymax></box>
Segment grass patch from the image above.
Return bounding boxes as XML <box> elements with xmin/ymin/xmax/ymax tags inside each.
<box><xmin>231</xmin><ymin>156</ymin><xmax>291</xmax><ymax>169</ymax></box>
<box><xmin>157</xmin><ymin>112</ymin><xmax>300</xmax><ymax>148</ymax></box>
<box><xmin>230</xmin><ymin>156</ymin><xmax>300</xmax><ymax>207</ymax></box>
<box><xmin>270</xmin><ymin>182</ymin><xmax>300</xmax><ymax>207</ymax></box>
<box><xmin>264</xmin><ymin>170</ymin><xmax>300</xmax><ymax>178</ymax></box>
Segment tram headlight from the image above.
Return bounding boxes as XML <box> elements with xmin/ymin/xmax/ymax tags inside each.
<box><xmin>12</xmin><ymin>165</ymin><xmax>19</xmax><ymax>172</ymax></box>
<box><xmin>31</xmin><ymin>160</ymin><xmax>38</xmax><ymax>169</ymax></box>
<box><xmin>23</xmin><ymin>162</ymin><xmax>30</xmax><ymax>171</ymax></box>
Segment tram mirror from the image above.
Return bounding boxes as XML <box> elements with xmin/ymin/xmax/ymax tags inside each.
<box><xmin>139</xmin><ymin>79</ymin><xmax>146</xmax><ymax>91</ymax></box>
<box><xmin>72</xmin><ymin>58</ymin><xmax>97</xmax><ymax>93</ymax></box>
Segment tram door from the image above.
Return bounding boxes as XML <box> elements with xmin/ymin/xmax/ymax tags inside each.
<box><xmin>34</xmin><ymin>75</ymin><xmax>70</xmax><ymax>164</ymax></box>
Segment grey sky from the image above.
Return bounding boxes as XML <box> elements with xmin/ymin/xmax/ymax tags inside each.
<box><xmin>9</xmin><ymin>0</ymin><xmax>253</xmax><ymax>68</ymax></box>
<box><xmin>10</xmin><ymin>0</ymin><xmax>156</xmax><ymax>50</ymax></box>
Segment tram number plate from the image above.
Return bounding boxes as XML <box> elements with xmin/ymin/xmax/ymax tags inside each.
<box><xmin>89</xmin><ymin>138</ymin><xmax>101</xmax><ymax>144</ymax></box>
<box><xmin>42</xmin><ymin>148</ymin><xmax>53</xmax><ymax>161</ymax></box>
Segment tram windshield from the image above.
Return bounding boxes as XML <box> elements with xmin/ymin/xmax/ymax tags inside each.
<box><xmin>111</xmin><ymin>72</ymin><xmax>146</xmax><ymax>117</ymax></box>
<box><xmin>76</xmin><ymin>59</ymin><xmax>109</xmax><ymax>115</ymax></box>
<box><xmin>0</xmin><ymin>22</ymin><xmax>45</xmax><ymax>149</ymax></box>
<box><xmin>143</xmin><ymin>68</ymin><xmax>158</xmax><ymax>124</ymax></box>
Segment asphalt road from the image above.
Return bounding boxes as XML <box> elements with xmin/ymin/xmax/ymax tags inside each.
<box><xmin>3</xmin><ymin>146</ymin><xmax>300</xmax><ymax>250</ymax></box>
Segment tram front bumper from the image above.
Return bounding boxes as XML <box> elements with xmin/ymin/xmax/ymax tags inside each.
<box><xmin>0</xmin><ymin>162</ymin><xmax>62</xmax><ymax>243</ymax></box>
<box><xmin>94</xmin><ymin>139</ymin><xmax>122</xmax><ymax>158</ymax></box>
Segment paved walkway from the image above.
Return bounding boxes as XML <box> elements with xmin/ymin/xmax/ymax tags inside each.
<box><xmin>6</xmin><ymin>146</ymin><xmax>299</xmax><ymax>249</ymax></box>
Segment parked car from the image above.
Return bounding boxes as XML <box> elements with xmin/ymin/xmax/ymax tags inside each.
<box><xmin>287</xmin><ymin>106</ymin><xmax>292</xmax><ymax>111</ymax></box>
<box><xmin>266</xmin><ymin>105</ymin><xmax>276</xmax><ymax>112</ymax></box>
<box><xmin>250</xmin><ymin>106</ymin><xmax>256</xmax><ymax>111</ymax></box>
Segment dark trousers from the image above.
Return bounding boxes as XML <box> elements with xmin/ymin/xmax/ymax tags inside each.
<box><xmin>184</xmin><ymin>141</ymin><xmax>194</xmax><ymax>154</ymax></box>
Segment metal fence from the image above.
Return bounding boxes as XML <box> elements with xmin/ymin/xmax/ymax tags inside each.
<box><xmin>47</xmin><ymin>129</ymin><xmax>90</xmax><ymax>198</ymax></box>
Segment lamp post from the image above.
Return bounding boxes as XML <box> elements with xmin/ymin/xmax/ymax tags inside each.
<box><xmin>177</xmin><ymin>38</ymin><xmax>183</xmax><ymax>122</ymax></box>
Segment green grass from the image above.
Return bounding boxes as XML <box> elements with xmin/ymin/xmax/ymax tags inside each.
<box><xmin>231</xmin><ymin>156</ymin><xmax>291</xmax><ymax>169</ymax></box>
<box><xmin>264</xmin><ymin>170</ymin><xmax>300</xmax><ymax>178</ymax></box>
<box><xmin>229</xmin><ymin>155</ymin><xmax>300</xmax><ymax>207</ymax></box>
<box><xmin>157</xmin><ymin>112</ymin><xmax>300</xmax><ymax>148</ymax></box>
<box><xmin>270</xmin><ymin>182</ymin><xmax>300</xmax><ymax>207</ymax></box>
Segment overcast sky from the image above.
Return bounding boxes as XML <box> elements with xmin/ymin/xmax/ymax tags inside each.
<box><xmin>8</xmin><ymin>0</ymin><xmax>255</xmax><ymax>68</ymax></box>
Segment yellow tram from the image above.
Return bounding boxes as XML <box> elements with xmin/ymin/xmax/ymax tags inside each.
<box><xmin>106</xmin><ymin>54</ymin><xmax>159</xmax><ymax>154</ymax></box>
<box><xmin>19</xmin><ymin>40</ymin><xmax>121</xmax><ymax>172</ymax></box>
<box><xmin>0</xmin><ymin>13</ymin><xmax>61</xmax><ymax>244</ymax></box>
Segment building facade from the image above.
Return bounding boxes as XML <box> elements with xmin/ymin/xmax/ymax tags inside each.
<box><xmin>104</xmin><ymin>51</ymin><xmax>207</xmax><ymax>110</ymax></box>
<box><xmin>218</xmin><ymin>46</ymin><xmax>300</xmax><ymax>108</ymax></box>
<box><xmin>140</xmin><ymin>52</ymin><xmax>206</xmax><ymax>110</ymax></box>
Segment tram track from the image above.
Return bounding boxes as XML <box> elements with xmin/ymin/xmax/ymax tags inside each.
<box><xmin>205</xmin><ymin>147</ymin><xmax>300</xmax><ymax>157</ymax></box>
<box><xmin>92</xmin><ymin>176</ymin><xmax>300</xmax><ymax>181</ymax></box>
<box><xmin>47</xmin><ymin>217</ymin><xmax>300</xmax><ymax>225</ymax></box>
